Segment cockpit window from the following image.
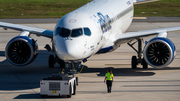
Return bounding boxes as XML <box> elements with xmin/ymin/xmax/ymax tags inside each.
<box><xmin>71</xmin><ymin>28</ymin><xmax>83</xmax><ymax>37</ymax></box>
<box><xmin>55</xmin><ymin>27</ymin><xmax>60</xmax><ymax>36</ymax></box>
<box><xmin>58</xmin><ymin>27</ymin><xmax>71</xmax><ymax>37</ymax></box>
<box><xmin>56</xmin><ymin>27</ymin><xmax>91</xmax><ymax>38</ymax></box>
<box><xmin>84</xmin><ymin>28</ymin><xmax>91</xmax><ymax>36</ymax></box>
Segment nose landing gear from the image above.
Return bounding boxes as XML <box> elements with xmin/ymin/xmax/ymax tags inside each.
<box><xmin>48</xmin><ymin>55</ymin><xmax>65</xmax><ymax>68</ymax></box>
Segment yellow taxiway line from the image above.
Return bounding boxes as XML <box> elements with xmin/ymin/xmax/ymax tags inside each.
<box><xmin>133</xmin><ymin>17</ymin><xmax>147</xmax><ymax>19</ymax></box>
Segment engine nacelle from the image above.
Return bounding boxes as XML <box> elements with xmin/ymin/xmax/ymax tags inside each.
<box><xmin>143</xmin><ymin>37</ymin><xmax>176</xmax><ymax>68</ymax></box>
<box><xmin>5</xmin><ymin>36</ymin><xmax>38</xmax><ymax>66</ymax></box>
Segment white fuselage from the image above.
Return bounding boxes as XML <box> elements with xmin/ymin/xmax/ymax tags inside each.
<box><xmin>53</xmin><ymin>0</ymin><xmax>134</xmax><ymax>62</ymax></box>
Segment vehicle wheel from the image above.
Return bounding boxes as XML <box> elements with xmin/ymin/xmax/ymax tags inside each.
<box><xmin>40</xmin><ymin>95</ymin><xmax>47</xmax><ymax>98</ymax></box>
<box><xmin>49</xmin><ymin>55</ymin><xmax>54</xmax><ymax>68</ymax></box>
<box><xmin>132</xmin><ymin>56</ymin><xmax>137</xmax><ymax>69</ymax></box>
<box><xmin>72</xmin><ymin>81</ymin><xmax>76</xmax><ymax>95</ymax></box>
<box><xmin>59</xmin><ymin>59</ymin><xmax>65</xmax><ymax>68</ymax></box>
<box><xmin>67</xmin><ymin>84</ymin><xmax>72</xmax><ymax>98</ymax></box>
<box><xmin>76</xmin><ymin>77</ymin><xmax>78</xmax><ymax>86</ymax></box>
<box><xmin>142</xmin><ymin>58</ymin><xmax>148</xmax><ymax>69</ymax></box>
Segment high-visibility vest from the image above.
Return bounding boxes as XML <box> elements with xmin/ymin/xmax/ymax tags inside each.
<box><xmin>105</xmin><ymin>72</ymin><xmax>113</xmax><ymax>81</ymax></box>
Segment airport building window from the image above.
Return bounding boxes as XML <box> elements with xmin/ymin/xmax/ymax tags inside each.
<box><xmin>84</xmin><ymin>28</ymin><xmax>91</xmax><ymax>36</ymax></box>
<box><xmin>58</xmin><ymin>27</ymin><xmax>71</xmax><ymax>37</ymax></box>
<box><xmin>71</xmin><ymin>28</ymin><xmax>83</xmax><ymax>37</ymax></box>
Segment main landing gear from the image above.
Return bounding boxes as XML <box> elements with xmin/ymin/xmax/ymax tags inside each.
<box><xmin>128</xmin><ymin>39</ymin><xmax>148</xmax><ymax>69</ymax></box>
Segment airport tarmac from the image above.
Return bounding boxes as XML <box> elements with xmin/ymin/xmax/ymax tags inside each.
<box><xmin>0</xmin><ymin>22</ymin><xmax>180</xmax><ymax>101</ymax></box>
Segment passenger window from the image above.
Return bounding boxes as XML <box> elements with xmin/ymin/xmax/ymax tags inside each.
<box><xmin>84</xmin><ymin>28</ymin><xmax>91</xmax><ymax>36</ymax></box>
<box><xmin>59</xmin><ymin>28</ymin><xmax>71</xmax><ymax>37</ymax></box>
<box><xmin>71</xmin><ymin>28</ymin><xmax>83</xmax><ymax>37</ymax></box>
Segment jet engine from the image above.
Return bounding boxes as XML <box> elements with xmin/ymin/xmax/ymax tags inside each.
<box><xmin>143</xmin><ymin>37</ymin><xmax>176</xmax><ymax>68</ymax></box>
<box><xmin>5</xmin><ymin>36</ymin><xmax>38</xmax><ymax>66</ymax></box>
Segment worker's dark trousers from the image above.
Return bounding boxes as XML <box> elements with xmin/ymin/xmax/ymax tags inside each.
<box><xmin>106</xmin><ymin>80</ymin><xmax>112</xmax><ymax>93</ymax></box>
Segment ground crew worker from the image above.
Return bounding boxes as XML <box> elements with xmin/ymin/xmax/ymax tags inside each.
<box><xmin>59</xmin><ymin>69</ymin><xmax>64</xmax><ymax>74</ymax></box>
<box><xmin>104</xmin><ymin>69</ymin><xmax>114</xmax><ymax>93</ymax></box>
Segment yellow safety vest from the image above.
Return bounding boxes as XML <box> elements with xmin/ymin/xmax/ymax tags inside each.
<box><xmin>105</xmin><ymin>72</ymin><xmax>113</xmax><ymax>81</ymax></box>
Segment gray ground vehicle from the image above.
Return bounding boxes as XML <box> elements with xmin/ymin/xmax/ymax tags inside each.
<box><xmin>40</xmin><ymin>74</ymin><xmax>76</xmax><ymax>98</ymax></box>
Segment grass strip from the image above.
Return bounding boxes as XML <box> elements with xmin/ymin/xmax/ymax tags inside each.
<box><xmin>0</xmin><ymin>0</ymin><xmax>180</xmax><ymax>18</ymax></box>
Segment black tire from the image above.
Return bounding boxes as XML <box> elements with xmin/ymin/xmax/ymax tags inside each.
<box><xmin>76</xmin><ymin>77</ymin><xmax>78</xmax><ymax>86</ymax></box>
<box><xmin>67</xmin><ymin>84</ymin><xmax>72</xmax><ymax>98</ymax></box>
<box><xmin>49</xmin><ymin>55</ymin><xmax>54</xmax><ymax>68</ymax></box>
<box><xmin>40</xmin><ymin>95</ymin><xmax>47</xmax><ymax>98</ymax></box>
<box><xmin>142</xmin><ymin>58</ymin><xmax>148</xmax><ymax>69</ymax></box>
<box><xmin>72</xmin><ymin>81</ymin><xmax>76</xmax><ymax>95</ymax></box>
<box><xmin>59</xmin><ymin>59</ymin><xmax>65</xmax><ymax>68</ymax></box>
<box><xmin>132</xmin><ymin>56</ymin><xmax>137</xmax><ymax>69</ymax></box>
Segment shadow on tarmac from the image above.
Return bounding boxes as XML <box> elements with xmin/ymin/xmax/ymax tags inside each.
<box><xmin>0</xmin><ymin>51</ymin><xmax>5</xmax><ymax>56</ymax></box>
<box><xmin>14</xmin><ymin>93</ymin><xmax>69</xmax><ymax>99</ymax></box>
<box><xmin>1</xmin><ymin>65</ymin><xmax>180</xmax><ymax>91</ymax></box>
<box><xmin>0</xmin><ymin>64</ymin><xmax>157</xmax><ymax>91</ymax></box>
<box><xmin>1</xmin><ymin>50</ymin><xmax>180</xmax><ymax>92</ymax></box>
<box><xmin>80</xmin><ymin>65</ymin><xmax>156</xmax><ymax>76</ymax></box>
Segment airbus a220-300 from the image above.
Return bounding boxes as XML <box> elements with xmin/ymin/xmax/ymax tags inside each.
<box><xmin>0</xmin><ymin>0</ymin><xmax>180</xmax><ymax>73</ymax></box>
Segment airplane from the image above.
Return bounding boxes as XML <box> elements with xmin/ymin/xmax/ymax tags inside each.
<box><xmin>0</xmin><ymin>0</ymin><xmax>180</xmax><ymax>74</ymax></box>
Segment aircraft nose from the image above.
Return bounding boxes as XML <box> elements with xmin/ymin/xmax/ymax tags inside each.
<box><xmin>65</xmin><ymin>44</ymin><xmax>83</xmax><ymax>60</ymax></box>
<box><xmin>56</xmin><ymin>39</ymin><xmax>86</xmax><ymax>61</ymax></box>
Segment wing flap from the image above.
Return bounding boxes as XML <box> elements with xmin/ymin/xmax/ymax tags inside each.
<box><xmin>0</xmin><ymin>22</ymin><xmax>53</xmax><ymax>38</ymax></box>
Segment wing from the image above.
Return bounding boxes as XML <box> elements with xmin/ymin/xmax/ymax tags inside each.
<box><xmin>114</xmin><ymin>26</ymin><xmax>180</xmax><ymax>46</ymax></box>
<box><xmin>133</xmin><ymin>0</ymin><xmax>158</xmax><ymax>5</ymax></box>
<box><xmin>0</xmin><ymin>22</ymin><xmax>53</xmax><ymax>38</ymax></box>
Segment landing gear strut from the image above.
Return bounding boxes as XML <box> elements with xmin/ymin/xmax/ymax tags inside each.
<box><xmin>68</xmin><ymin>63</ymin><xmax>81</xmax><ymax>77</ymax></box>
<box><xmin>68</xmin><ymin>62</ymin><xmax>81</xmax><ymax>87</ymax></box>
<box><xmin>48</xmin><ymin>55</ymin><xmax>65</xmax><ymax>68</ymax></box>
<box><xmin>48</xmin><ymin>55</ymin><xmax>80</xmax><ymax>85</ymax></box>
<box><xmin>58</xmin><ymin>58</ymin><xmax>65</xmax><ymax>68</ymax></box>
<box><xmin>128</xmin><ymin>39</ymin><xmax>148</xmax><ymax>69</ymax></box>
<box><xmin>49</xmin><ymin>55</ymin><xmax>54</xmax><ymax>68</ymax></box>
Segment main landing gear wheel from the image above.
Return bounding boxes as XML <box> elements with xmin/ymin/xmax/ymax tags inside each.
<box><xmin>49</xmin><ymin>55</ymin><xmax>54</xmax><ymax>68</ymax></box>
<box><xmin>142</xmin><ymin>58</ymin><xmax>148</xmax><ymax>69</ymax></box>
<box><xmin>131</xmin><ymin>56</ymin><xmax>137</xmax><ymax>69</ymax></box>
